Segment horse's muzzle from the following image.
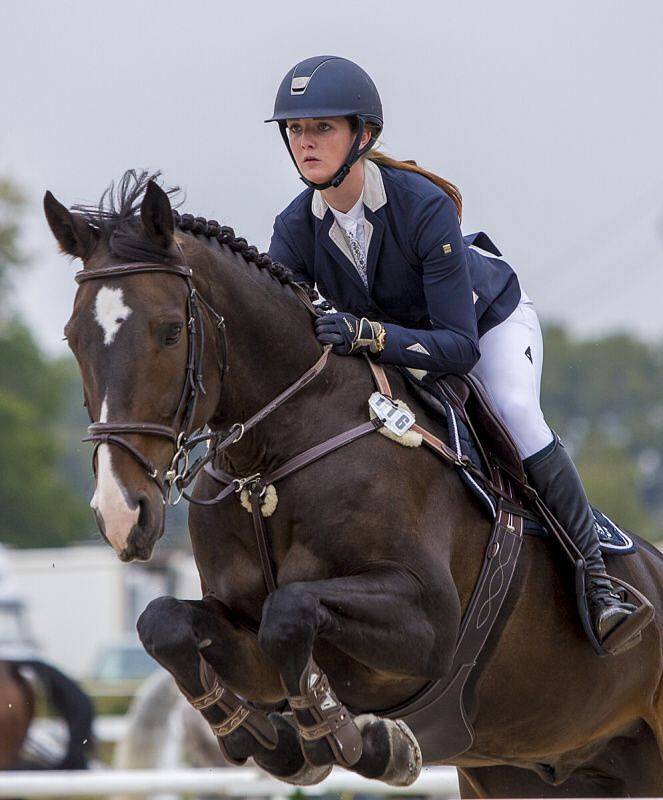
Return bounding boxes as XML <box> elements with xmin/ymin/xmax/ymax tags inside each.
<box><xmin>96</xmin><ymin>490</ymin><xmax>165</xmax><ymax>562</ymax></box>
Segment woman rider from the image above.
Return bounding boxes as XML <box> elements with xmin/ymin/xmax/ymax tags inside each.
<box><xmin>266</xmin><ymin>55</ymin><xmax>637</xmax><ymax>651</ymax></box>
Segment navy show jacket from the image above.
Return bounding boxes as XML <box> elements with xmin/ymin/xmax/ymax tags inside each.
<box><xmin>268</xmin><ymin>159</ymin><xmax>521</xmax><ymax>374</ymax></box>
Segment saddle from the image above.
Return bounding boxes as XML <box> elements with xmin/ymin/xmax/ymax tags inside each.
<box><xmin>425</xmin><ymin>372</ymin><xmax>526</xmax><ymax>484</ymax></box>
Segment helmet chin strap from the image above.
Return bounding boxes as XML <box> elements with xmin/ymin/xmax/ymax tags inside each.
<box><xmin>279</xmin><ymin>117</ymin><xmax>376</xmax><ymax>191</ymax></box>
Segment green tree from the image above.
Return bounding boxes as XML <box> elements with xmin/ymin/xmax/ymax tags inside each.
<box><xmin>0</xmin><ymin>178</ymin><xmax>27</xmax><ymax>294</ymax></box>
<box><xmin>542</xmin><ymin>325</ymin><xmax>663</xmax><ymax>540</ymax></box>
<box><xmin>575</xmin><ymin>433</ymin><xmax>653</xmax><ymax>536</ymax></box>
<box><xmin>0</xmin><ymin>321</ymin><xmax>92</xmax><ymax>546</ymax></box>
<box><xmin>0</xmin><ymin>176</ymin><xmax>92</xmax><ymax>547</ymax></box>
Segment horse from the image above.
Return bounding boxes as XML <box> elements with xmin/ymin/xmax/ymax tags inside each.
<box><xmin>3</xmin><ymin>659</ymin><xmax>94</xmax><ymax>770</ymax></box>
<box><xmin>113</xmin><ymin>669</ymin><xmax>226</xmax><ymax>778</ymax></box>
<box><xmin>0</xmin><ymin>661</ymin><xmax>34</xmax><ymax>769</ymax></box>
<box><xmin>44</xmin><ymin>170</ymin><xmax>663</xmax><ymax>796</ymax></box>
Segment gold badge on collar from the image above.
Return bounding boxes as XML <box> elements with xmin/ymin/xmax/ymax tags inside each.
<box><xmin>442</xmin><ymin>243</ymin><xmax>452</xmax><ymax>255</ymax></box>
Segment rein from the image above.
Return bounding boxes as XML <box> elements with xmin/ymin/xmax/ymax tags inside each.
<box><xmin>76</xmin><ymin>260</ymin><xmax>328</xmax><ymax>505</ymax></box>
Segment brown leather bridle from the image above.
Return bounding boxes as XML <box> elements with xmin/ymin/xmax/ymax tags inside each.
<box><xmin>75</xmin><ymin>259</ymin><xmax>331</xmax><ymax>505</ymax></box>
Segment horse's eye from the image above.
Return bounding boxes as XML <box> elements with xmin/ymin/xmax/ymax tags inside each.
<box><xmin>159</xmin><ymin>322</ymin><xmax>184</xmax><ymax>347</ymax></box>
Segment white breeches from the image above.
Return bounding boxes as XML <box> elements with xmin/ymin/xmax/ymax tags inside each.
<box><xmin>471</xmin><ymin>291</ymin><xmax>554</xmax><ymax>460</ymax></box>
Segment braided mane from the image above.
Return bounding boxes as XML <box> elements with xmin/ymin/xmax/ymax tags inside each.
<box><xmin>72</xmin><ymin>169</ymin><xmax>310</xmax><ymax>295</ymax></box>
<box><xmin>171</xmin><ymin>210</ymin><xmax>294</xmax><ymax>287</ymax></box>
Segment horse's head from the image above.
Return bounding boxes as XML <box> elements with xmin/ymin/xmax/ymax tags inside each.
<box><xmin>44</xmin><ymin>173</ymin><xmax>223</xmax><ymax>561</ymax></box>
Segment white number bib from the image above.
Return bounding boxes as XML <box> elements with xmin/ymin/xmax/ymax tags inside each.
<box><xmin>369</xmin><ymin>393</ymin><xmax>416</xmax><ymax>437</ymax></box>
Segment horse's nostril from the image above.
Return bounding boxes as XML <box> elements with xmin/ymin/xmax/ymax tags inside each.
<box><xmin>92</xmin><ymin>507</ymin><xmax>107</xmax><ymax>538</ymax></box>
<box><xmin>137</xmin><ymin>497</ymin><xmax>149</xmax><ymax>529</ymax></box>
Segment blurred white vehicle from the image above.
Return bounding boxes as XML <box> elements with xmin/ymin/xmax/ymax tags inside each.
<box><xmin>89</xmin><ymin>634</ymin><xmax>161</xmax><ymax>682</ymax></box>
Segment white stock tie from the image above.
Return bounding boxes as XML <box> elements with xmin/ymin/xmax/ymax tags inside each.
<box><xmin>345</xmin><ymin>228</ymin><xmax>369</xmax><ymax>290</ymax></box>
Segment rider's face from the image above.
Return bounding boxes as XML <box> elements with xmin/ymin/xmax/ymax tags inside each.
<box><xmin>286</xmin><ymin>117</ymin><xmax>354</xmax><ymax>183</ymax></box>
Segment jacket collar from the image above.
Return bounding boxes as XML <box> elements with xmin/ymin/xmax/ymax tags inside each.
<box><xmin>311</xmin><ymin>158</ymin><xmax>387</xmax><ymax>220</ymax></box>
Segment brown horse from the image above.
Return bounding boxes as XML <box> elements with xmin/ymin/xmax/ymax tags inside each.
<box><xmin>45</xmin><ymin>171</ymin><xmax>663</xmax><ymax>796</ymax></box>
<box><xmin>0</xmin><ymin>659</ymin><xmax>94</xmax><ymax>770</ymax></box>
<box><xmin>0</xmin><ymin>662</ymin><xmax>33</xmax><ymax>769</ymax></box>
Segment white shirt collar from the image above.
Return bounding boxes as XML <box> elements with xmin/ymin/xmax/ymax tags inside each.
<box><xmin>328</xmin><ymin>192</ymin><xmax>365</xmax><ymax>230</ymax></box>
<box><xmin>311</xmin><ymin>158</ymin><xmax>387</xmax><ymax>221</ymax></box>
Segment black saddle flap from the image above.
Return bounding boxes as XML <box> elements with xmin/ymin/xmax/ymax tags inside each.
<box><xmin>419</xmin><ymin>372</ymin><xmax>526</xmax><ymax>485</ymax></box>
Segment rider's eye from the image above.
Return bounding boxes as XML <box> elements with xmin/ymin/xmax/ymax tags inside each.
<box><xmin>159</xmin><ymin>322</ymin><xmax>183</xmax><ymax>348</ymax></box>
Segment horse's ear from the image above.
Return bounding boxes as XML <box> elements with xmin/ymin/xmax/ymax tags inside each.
<box><xmin>43</xmin><ymin>191</ymin><xmax>99</xmax><ymax>259</ymax></box>
<box><xmin>140</xmin><ymin>181</ymin><xmax>174</xmax><ymax>250</ymax></box>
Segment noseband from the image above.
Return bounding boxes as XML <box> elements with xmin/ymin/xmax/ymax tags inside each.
<box><xmin>75</xmin><ymin>260</ymin><xmax>328</xmax><ymax>505</ymax></box>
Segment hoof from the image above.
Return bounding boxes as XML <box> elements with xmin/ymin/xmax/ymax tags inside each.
<box><xmin>355</xmin><ymin>714</ymin><xmax>422</xmax><ymax>787</ymax></box>
<box><xmin>278</xmin><ymin>760</ymin><xmax>333</xmax><ymax>786</ymax></box>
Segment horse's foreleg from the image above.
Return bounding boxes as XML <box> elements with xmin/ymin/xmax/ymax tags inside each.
<box><xmin>258</xmin><ymin>567</ymin><xmax>454</xmax><ymax>786</ymax></box>
<box><xmin>136</xmin><ymin>595</ymin><xmax>329</xmax><ymax>783</ymax></box>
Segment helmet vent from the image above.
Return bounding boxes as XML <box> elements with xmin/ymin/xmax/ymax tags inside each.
<box><xmin>291</xmin><ymin>76</ymin><xmax>310</xmax><ymax>94</ymax></box>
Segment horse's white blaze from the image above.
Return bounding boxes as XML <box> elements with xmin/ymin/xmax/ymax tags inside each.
<box><xmin>90</xmin><ymin>395</ymin><xmax>139</xmax><ymax>552</ymax></box>
<box><xmin>94</xmin><ymin>285</ymin><xmax>132</xmax><ymax>345</ymax></box>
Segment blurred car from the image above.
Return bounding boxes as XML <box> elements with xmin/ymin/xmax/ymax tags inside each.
<box><xmin>89</xmin><ymin>635</ymin><xmax>161</xmax><ymax>682</ymax></box>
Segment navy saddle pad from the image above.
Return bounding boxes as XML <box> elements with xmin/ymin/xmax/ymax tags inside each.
<box><xmin>439</xmin><ymin>394</ymin><xmax>636</xmax><ymax>556</ymax></box>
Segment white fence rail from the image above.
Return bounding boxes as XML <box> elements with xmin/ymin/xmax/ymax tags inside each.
<box><xmin>0</xmin><ymin>766</ymin><xmax>459</xmax><ymax>798</ymax></box>
<box><xmin>33</xmin><ymin>715</ymin><xmax>129</xmax><ymax>744</ymax></box>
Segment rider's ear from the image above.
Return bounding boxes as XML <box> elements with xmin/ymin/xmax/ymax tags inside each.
<box><xmin>43</xmin><ymin>191</ymin><xmax>99</xmax><ymax>260</ymax></box>
<box><xmin>140</xmin><ymin>180</ymin><xmax>174</xmax><ymax>251</ymax></box>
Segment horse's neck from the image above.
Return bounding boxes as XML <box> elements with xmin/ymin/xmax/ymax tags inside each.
<box><xmin>193</xmin><ymin>238</ymin><xmax>335</xmax><ymax>473</ymax></box>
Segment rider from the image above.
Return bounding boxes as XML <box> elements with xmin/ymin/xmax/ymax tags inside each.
<box><xmin>265</xmin><ymin>55</ymin><xmax>636</xmax><ymax>649</ymax></box>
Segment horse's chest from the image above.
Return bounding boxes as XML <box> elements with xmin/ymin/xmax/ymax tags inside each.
<box><xmin>191</xmin><ymin>512</ymin><xmax>333</xmax><ymax>622</ymax></box>
<box><xmin>204</xmin><ymin>549</ymin><xmax>266</xmax><ymax>612</ymax></box>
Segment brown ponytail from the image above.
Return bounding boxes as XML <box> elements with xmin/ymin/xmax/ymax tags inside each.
<box><xmin>350</xmin><ymin>117</ymin><xmax>463</xmax><ymax>219</ymax></box>
<box><xmin>367</xmin><ymin>150</ymin><xmax>463</xmax><ymax>220</ymax></box>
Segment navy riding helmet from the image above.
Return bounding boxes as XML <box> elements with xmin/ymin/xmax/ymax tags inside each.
<box><xmin>265</xmin><ymin>55</ymin><xmax>383</xmax><ymax>190</ymax></box>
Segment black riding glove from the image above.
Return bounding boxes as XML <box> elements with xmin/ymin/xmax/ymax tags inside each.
<box><xmin>314</xmin><ymin>312</ymin><xmax>386</xmax><ymax>357</ymax></box>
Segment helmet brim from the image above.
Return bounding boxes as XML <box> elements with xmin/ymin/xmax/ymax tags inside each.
<box><xmin>265</xmin><ymin>111</ymin><xmax>383</xmax><ymax>126</ymax></box>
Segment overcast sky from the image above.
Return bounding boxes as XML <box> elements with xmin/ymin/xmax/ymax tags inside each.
<box><xmin>1</xmin><ymin>0</ymin><xmax>662</xmax><ymax>354</ymax></box>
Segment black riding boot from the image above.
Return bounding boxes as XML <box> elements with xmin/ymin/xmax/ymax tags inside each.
<box><xmin>525</xmin><ymin>434</ymin><xmax>636</xmax><ymax>644</ymax></box>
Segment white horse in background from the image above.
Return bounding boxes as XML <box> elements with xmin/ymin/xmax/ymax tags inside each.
<box><xmin>112</xmin><ymin>670</ymin><xmax>225</xmax><ymax>800</ymax></box>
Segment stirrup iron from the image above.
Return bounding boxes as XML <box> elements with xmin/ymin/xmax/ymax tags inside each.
<box><xmin>575</xmin><ymin>560</ymin><xmax>654</xmax><ymax>657</ymax></box>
